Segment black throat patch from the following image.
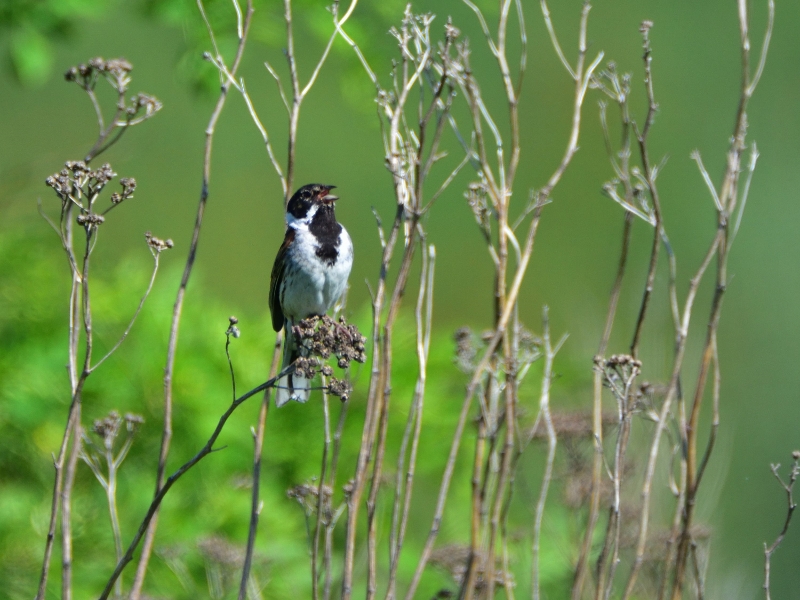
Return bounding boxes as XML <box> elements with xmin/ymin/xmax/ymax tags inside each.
<box><xmin>309</xmin><ymin>205</ymin><xmax>342</xmax><ymax>266</ymax></box>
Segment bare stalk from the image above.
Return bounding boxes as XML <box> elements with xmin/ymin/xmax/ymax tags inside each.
<box><xmin>37</xmin><ymin>58</ymin><xmax>161</xmax><ymax>598</ymax></box>
<box><xmin>629</xmin><ymin>22</ymin><xmax>663</xmax><ymax>359</ymax></box>
<box><xmin>532</xmin><ymin>309</ymin><xmax>563</xmax><ymax>600</ymax></box>
<box><xmin>407</xmin><ymin>5</ymin><xmax>600</xmax><ymax>598</ymax></box>
<box><xmin>386</xmin><ymin>242</ymin><xmax>435</xmax><ymax>599</ymax></box>
<box><xmin>129</xmin><ymin>4</ymin><xmax>254</xmax><ymax>595</ymax></box>
<box><xmin>763</xmin><ymin>455</ymin><xmax>799</xmax><ymax>600</ymax></box>
<box><xmin>340</xmin><ymin>13</ymin><xmax>457</xmax><ymax>598</ymax></box>
<box><xmin>670</xmin><ymin>2</ymin><xmax>773</xmax><ymax>595</ymax></box>
<box><xmin>237</xmin><ymin>347</ymin><xmax>280</xmax><ymax>600</ymax></box>
<box><xmin>311</xmin><ymin>381</ymin><xmax>332</xmax><ymax>600</ymax></box>
<box><xmin>622</xmin><ymin>231</ymin><xmax>721</xmax><ymax>600</ymax></box>
<box><xmin>99</xmin><ymin>372</ymin><xmax>285</xmax><ymax>600</ymax></box>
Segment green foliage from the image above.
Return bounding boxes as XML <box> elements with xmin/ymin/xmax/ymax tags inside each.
<box><xmin>0</xmin><ymin>220</ymin><xmax>584</xmax><ymax>598</ymax></box>
<box><xmin>0</xmin><ymin>0</ymin><xmax>109</xmax><ymax>86</ymax></box>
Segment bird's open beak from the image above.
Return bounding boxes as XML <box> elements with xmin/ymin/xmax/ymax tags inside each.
<box><xmin>319</xmin><ymin>185</ymin><xmax>338</xmax><ymax>203</ymax></box>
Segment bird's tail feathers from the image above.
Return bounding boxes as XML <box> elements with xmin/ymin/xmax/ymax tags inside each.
<box><xmin>274</xmin><ymin>319</ymin><xmax>311</xmax><ymax>407</ymax></box>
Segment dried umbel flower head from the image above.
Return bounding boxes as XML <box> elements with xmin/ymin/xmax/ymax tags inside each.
<box><xmin>124</xmin><ymin>413</ymin><xmax>144</xmax><ymax>430</ymax></box>
<box><xmin>65</xmin><ymin>57</ymin><xmax>133</xmax><ymax>91</ymax></box>
<box><xmin>226</xmin><ymin>316</ymin><xmax>240</xmax><ymax>339</ymax></box>
<box><xmin>287</xmin><ymin>481</ymin><xmax>333</xmax><ymax>515</ymax></box>
<box><xmin>45</xmin><ymin>161</ymin><xmax>125</xmax><ymax>218</ymax></box>
<box><xmin>197</xmin><ymin>536</ymin><xmax>243</xmax><ymax>567</ymax></box>
<box><xmin>92</xmin><ymin>411</ymin><xmax>122</xmax><ymax>444</ymax></box>
<box><xmin>110</xmin><ymin>177</ymin><xmax>137</xmax><ymax>205</ymax></box>
<box><xmin>76</xmin><ymin>213</ymin><xmax>105</xmax><ymax>227</ymax></box>
<box><xmin>90</xmin><ymin>411</ymin><xmax>144</xmax><ymax>451</ymax></box>
<box><xmin>327</xmin><ymin>376</ymin><xmax>353</xmax><ymax>402</ymax></box>
<box><xmin>454</xmin><ymin>326</ymin><xmax>477</xmax><ymax>374</ymax></box>
<box><xmin>597</xmin><ymin>354</ymin><xmax>642</xmax><ymax>392</ymax></box>
<box><xmin>144</xmin><ymin>231</ymin><xmax>174</xmax><ymax>254</ymax></box>
<box><xmin>430</xmin><ymin>544</ymin><xmax>513</xmax><ymax>590</ymax></box>
<box><xmin>129</xmin><ymin>93</ymin><xmax>162</xmax><ymax>118</ymax></box>
<box><xmin>65</xmin><ymin>57</ymin><xmax>162</xmax><ymax>127</ymax></box>
<box><xmin>466</xmin><ymin>182</ymin><xmax>492</xmax><ymax>233</ymax></box>
<box><xmin>290</xmin><ymin>315</ymin><xmax>366</xmax><ymax>400</ymax></box>
<box><xmin>517</xmin><ymin>324</ymin><xmax>542</xmax><ymax>364</ymax></box>
<box><xmin>444</xmin><ymin>17</ymin><xmax>461</xmax><ymax>41</ymax></box>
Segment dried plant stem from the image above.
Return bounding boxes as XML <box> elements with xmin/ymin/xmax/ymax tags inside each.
<box><xmin>128</xmin><ymin>4</ymin><xmax>254</xmax><ymax>596</ymax></box>
<box><xmin>342</xmin><ymin>199</ymin><xmax>402</xmax><ymax>598</ymax></box>
<box><xmin>312</xmin><ymin>381</ymin><xmax>332</xmax><ymax>600</ymax></box>
<box><xmin>763</xmin><ymin>456</ymin><xmax>799</xmax><ymax>600</ymax></box>
<box><xmin>59</xmin><ymin>225</ymin><xmax>99</xmax><ymax>600</ymax></box>
<box><xmin>366</xmin><ymin>225</ymin><xmax>421</xmax><ymax>598</ymax></box>
<box><xmin>98</xmin><ymin>372</ymin><xmax>283</xmax><ymax>600</ymax></box>
<box><xmin>83</xmin><ymin>89</ymin><xmax>128</xmax><ymax>163</ymax></box>
<box><xmin>342</xmin><ymin>15</ymin><xmax>455</xmax><ymax>596</ymax></box>
<box><xmin>35</xmin><ymin>404</ymin><xmax>79</xmax><ymax>600</ymax></box>
<box><xmin>36</xmin><ymin>124</ymin><xmax>102</xmax><ymax>600</ymax></box>
<box><xmin>61</xmin><ymin>411</ymin><xmax>82</xmax><ymax>600</ymax></box>
<box><xmin>629</xmin><ymin>25</ymin><xmax>663</xmax><ymax>359</ymax></box>
<box><xmin>278</xmin><ymin>0</ymin><xmax>359</xmax><ymax>198</ymax></box>
<box><xmin>238</xmin><ymin>339</ymin><xmax>281</xmax><ymax>600</ymax></box>
<box><xmin>405</xmin><ymin>5</ymin><xmax>600</xmax><ymax>597</ymax></box>
<box><xmin>573</xmin><ymin>212</ymin><xmax>632</xmax><ymax>599</ymax></box>
<box><xmin>35</xmin><ymin>253</ymin><xmax>80</xmax><ymax>600</ymax></box>
<box><xmin>670</xmin><ymin>2</ymin><xmax>773</xmax><ymax>596</ymax></box>
<box><xmin>622</xmin><ymin>231</ymin><xmax>721</xmax><ymax>600</ymax></box>
<box><xmin>532</xmin><ymin>308</ymin><xmax>561</xmax><ymax>600</ymax></box>
<box><xmin>386</xmin><ymin>242</ymin><xmax>435</xmax><ymax>600</ymax></box>
<box><xmin>596</xmin><ymin>360</ymin><xmax>638</xmax><ymax>600</ymax></box>
<box><xmin>324</xmin><ymin>403</ymin><xmax>348</xmax><ymax>600</ymax></box>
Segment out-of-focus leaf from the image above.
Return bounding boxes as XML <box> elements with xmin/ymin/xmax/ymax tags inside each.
<box><xmin>10</xmin><ymin>27</ymin><xmax>53</xmax><ymax>87</ymax></box>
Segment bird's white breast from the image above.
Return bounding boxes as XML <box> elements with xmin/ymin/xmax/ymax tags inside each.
<box><xmin>280</xmin><ymin>225</ymin><xmax>353</xmax><ymax>320</ymax></box>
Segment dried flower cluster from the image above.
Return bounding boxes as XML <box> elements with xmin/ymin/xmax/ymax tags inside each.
<box><xmin>225</xmin><ymin>315</ymin><xmax>240</xmax><ymax>339</ymax></box>
<box><xmin>65</xmin><ymin>57</ymin><xmax>133</xmax><ymax>89</ymax></box>
<box><xmin>197</xmin><ymin>536</ymin><xmax>245</xmax><ymax>567</ymax></box>
<box><xmin>454</xmin><ymin>327</ymin><xmax>477</xmax><ymax>374</ymax></box>
<box><xmin>65</xmin><ymin>57</ymin><xmax>162</xmax><ymax>125</ymax></box>
<box><xmin>144</xmin><ymin>231</ymin><xmax>174</xmax><ymax>254</ymax></box>
<box><xmin>454</xmin><ymin>324</ymin><xmax>541</xmax><ymax>376</ymax></box>
<box><xmin>111</xmin><ymin>177</ymin><xmax>136</xmax><ymax>204</ymax></box>
<box><xmin>46</xmin><ymin>161</ymin><xmax>115</xmax><ymax>203</ymax></box>
<box><xmin>429</xmin><ymin>544</ymin><xmax>513</xmax><ymax>592</ymax></box>
<box><xmin>290</xmin><ymin>316</ymin><xmax>366</xmax><ymax>401</ymax></box>
<box><xmin>91</xmin><ymin>411</ymin><xmax>144</xmax><ymax>448</ymax></box>
<box><xmin>465</xmin><ymin>183</ymin><xmax>492</xmax><ymax>241</ymax></box>
<box><xmin>597</xmin><ymin>353</ymin><xmax>642</xmax><ymax>400</ymax></box>
<box><xmin>45</xmin><ymin>161</ymin><xmax>144</xmax><ymax>227</ymax></box>
<box><xmin>287</xmin><ymin>481</ymin><xmax>333</xmax><ymax>516</ymax></box>
<box><xmin>528</xmin><ymin>410</ymin><xmax>617</xmax><ymax>441</ymax></box>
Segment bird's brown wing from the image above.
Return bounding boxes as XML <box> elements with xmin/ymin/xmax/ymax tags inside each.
<box><xmin>269</xmin><ymin>228</ymin><xmax>295</xmax><ymax>332</ymax></box>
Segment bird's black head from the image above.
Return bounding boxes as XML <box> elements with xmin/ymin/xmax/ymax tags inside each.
<box><xmin>287</xmin><ymin>184</ymin><xmax>338</xmax><ymax>221</ymax></box>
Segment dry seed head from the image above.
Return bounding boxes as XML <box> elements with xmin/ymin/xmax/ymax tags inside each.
<box><xmin>145</xmin><ymin>231</ymin><xmax>174</xmax><ymax>252</ymax></box>
<box><xmin>76</xmin><ymin>214</ymin><xmax>105</xmax><ymax>226</ymax></box>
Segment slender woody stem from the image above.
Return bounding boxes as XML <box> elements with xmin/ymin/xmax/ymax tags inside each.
<box><xmin>128</xmin><ymin>4</ymin><xmax>254</xmax><ymax>596</ymax></box>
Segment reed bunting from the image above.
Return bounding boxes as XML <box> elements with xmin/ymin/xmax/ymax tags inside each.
<box><xmin>269</xmin><ymin>183</ymin><xmax>353</xmax><ymax>407</ymax></box>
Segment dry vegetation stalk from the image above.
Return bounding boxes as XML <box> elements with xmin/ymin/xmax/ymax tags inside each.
<box><xmin>30</xmin><ymin>0</ymin><xmax>782</xmax><ymax>598</ymax></box>
<box><xmin>35</xmin><ymin>57</ymin><xmax>164</xmax><ymax>600</ymax></box>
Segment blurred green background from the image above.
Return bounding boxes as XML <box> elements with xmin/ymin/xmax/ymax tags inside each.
<box><xmin>1</xmin><ymin>0</ymin><xmax>798</xmax><ymax>598</ymax></box>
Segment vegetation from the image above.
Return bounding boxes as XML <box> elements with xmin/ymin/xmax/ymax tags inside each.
<box><xmin>1</xmin><ymin>1</ymin><xmax>796</xmax><ymax>599</ymax></box>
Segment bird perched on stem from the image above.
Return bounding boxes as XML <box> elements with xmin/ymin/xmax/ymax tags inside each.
<box><xmin>269</xmin><ymin>183</ymin><xmax>353</xmax><ymax>407</ymax></box>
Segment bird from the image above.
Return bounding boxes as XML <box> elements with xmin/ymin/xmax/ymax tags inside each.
<box><xmin>269</xmin><ymin>183</ymin><xmax>353</xmax><ymax>407</ymax></box>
